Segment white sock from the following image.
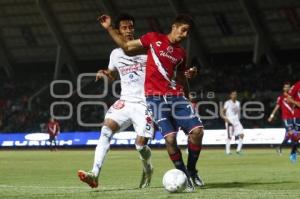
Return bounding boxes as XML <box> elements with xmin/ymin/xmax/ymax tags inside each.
<box><xmin>92</xmin><ymin>126</ymin><xmax>113</xmax><ymax>177</ymax></box>
<box><xmin>226</xmin><ymin>138</ymin><xmax>231</xmax><ymax>154</ymax></box>
<box><xmin>136</xmin><ymin>144</ymin><xmax>152</xmax><ymax>171</ymax></box>
<box><xmin>237</xmin><ymin>138</ymin><xmax>243</xmax><ymax>152</ymax></box>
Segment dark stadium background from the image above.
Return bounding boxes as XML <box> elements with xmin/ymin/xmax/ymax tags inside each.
<box><xmin>0</xmin><ymin>0</ymin><xmax>299</xmax><ymax>133</ymax></box>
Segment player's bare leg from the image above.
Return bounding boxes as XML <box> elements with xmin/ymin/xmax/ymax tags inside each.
<box><xmin>136</xmin><ymin>136</ymin><xmax>153</xmax><ymax>188</ymax></box>
<box><xmin>164</xmin><ymin>133</ymin><xmax>195</xmax><ymax>192</ymax></box>
<box><xmin>187</xmin><ymin>127</ymin><xmax>205</xmax><ymax>187</ymax></box>
<box><xmin>236</xmin><ymin>134</ymin><xmax>244</xmax><ymax>154</ymax></box>
<box><xmin>78</xmin><ymin>118</ymin><xmax>118</xmax><ymax>188</ymax></box>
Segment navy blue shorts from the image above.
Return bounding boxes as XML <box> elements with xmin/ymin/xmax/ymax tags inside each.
<box><xmin>282</xmin><ymin>119</ymin><xmax>294</xmax><ymax>132</ymax></box>
<box><xmin>146</xmin><ymin>95</ymin><xmax>203</xmax><ymax>137</ymax></box>
<box><xmin>294</xmin><ymin>118</ymin><xmax>300</xmax><ymax>131</ymax></box>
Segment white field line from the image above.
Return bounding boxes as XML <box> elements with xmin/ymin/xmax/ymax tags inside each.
<box><xmin>0</xmin><ymin>185</ymin><xmax>89</xmax><ymax>190</ymax></box>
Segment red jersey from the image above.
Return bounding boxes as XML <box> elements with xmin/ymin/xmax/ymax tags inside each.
<box><xmin>276</xmin><ymin>94</ymin><xmax>294</xmax><ymax>119</ymax></box>
<box><xmin>289</xmin><ymin>81</ymin><xmax>300</xmax><ymax>118</ymax></box>
<box><xmin>140</xmin><ymin>32</ymin><xmax>186</xmax><ymax>95</ymax></box>
<box><xmin>47</xmin><ymin>121</ymin><xmax>60</xmax><ymax>136</ymax></box>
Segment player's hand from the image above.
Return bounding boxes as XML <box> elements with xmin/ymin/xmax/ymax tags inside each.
<box><xmin>184</xmin><ymin>67</ymin><xmax>198</xmax><ymax>78</ymax></box>
<box><xmin>97</xmin><ymin>15</ymin><xmax>112</xmax><ymax>30</ymax></box>
<box><xmin>225</xmin><ymin>118</ymin><xmax>231</xmax><ymax>124</ymax></box>
<box><xmin>95</xmin><ymin>69</ymin><xmax>114</xmax><ymax>82</ymax></box>
<box><xmin>95</xmin><ymin>70</ymin><xmax>106</xmax><ymax>81</ymax></box>
<box><xmin>267</xmin><ymin>117</ymin><xmax>273</xmax><ymax>123</ymax></box>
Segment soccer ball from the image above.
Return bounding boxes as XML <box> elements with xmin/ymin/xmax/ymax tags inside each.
<box><xmin>162</xmin><ymin>169</ymin><xmax>187</xmax><ymax>193</ymax></box>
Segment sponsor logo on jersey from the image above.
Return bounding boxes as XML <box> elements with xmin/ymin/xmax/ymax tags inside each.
<box><xmin>119</xmin><ymin>63</ymin><xmax>143</xmax><ymax>76</ymax></box>
<box><xmin>159</xmin><ymin>50</ymin><xmax>178</xmax><ymax>63</ymax></box>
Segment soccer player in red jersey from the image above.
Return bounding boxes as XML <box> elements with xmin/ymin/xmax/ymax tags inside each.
<box><xmin>268</xmin><ymin>82</ymin><xmax>294</xmax><ymax>155</ymax></box>
<box><xmin>287</xmin><ymin>81</ymin><xmax>300</xmax><ymax>163</ymax></box>
<box><xmin>99</xmin><ymin>14</ymin><xmax>204</xmax><ymax>191</ymax></box>
<box><xmin>47</xmin><ymin>117</ymin><xmax>60</xmax><ymax>151</ymax></box>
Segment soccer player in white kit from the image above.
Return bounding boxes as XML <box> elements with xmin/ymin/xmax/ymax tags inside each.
<box><xmin>78</xmin><ymin>14</ymin><xmax>154</xmax><ymax>189</ymax></box>
<box><xmin>220</xmin><ymin>90</ymin><xmax>244</xmax><ymax>155</ymax></box>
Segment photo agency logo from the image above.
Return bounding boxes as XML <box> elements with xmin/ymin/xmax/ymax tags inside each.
<box><xmin>50</xmin><ymin>74</ymin><xmax>265</xmax><ymax>128</ymax></box>
<box><xmin>187</xmin><ymin>91</ymin><xmax>265</xmax><ymax>120</ymax></box>
<box><xmin>50</xmin><ymin>73</ymin><xmax>115</xmax><ymax>127</ymax></box>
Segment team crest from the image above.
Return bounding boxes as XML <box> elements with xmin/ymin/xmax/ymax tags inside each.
<box><xmin>167</xmin><ymin>46</ymin><xmax>173</xmax><ymax>53</ymax></box>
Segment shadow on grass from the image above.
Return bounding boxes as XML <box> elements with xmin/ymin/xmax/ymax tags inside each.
<box><xmin>202</xmin><ymin>181</ymin><xmax>294</xmax><ymax>189</ymax></box>
<box><xmin>91</xmin><ymin>186</ymin><xmax>164</xmax><ymax>193</ymax></box>
<box><xmin>87</xmin><ymin>181</ymin><xmax>295</xmax><ymax>193</ymax></box>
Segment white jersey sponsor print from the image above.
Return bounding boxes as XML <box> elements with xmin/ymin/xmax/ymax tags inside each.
<box><xmin>108</xmin><ymin>48</ymin><xmax>147</xmax><ymax>102</ymax></box>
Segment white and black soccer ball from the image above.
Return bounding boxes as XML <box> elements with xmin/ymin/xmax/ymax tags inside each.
<box><xmin>162</xmin><ymin>169</ymin><xmax>187</xmax><ymax>193</ymax></box>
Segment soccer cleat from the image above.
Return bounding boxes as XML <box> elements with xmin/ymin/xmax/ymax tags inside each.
<box><xmin>236</xmin><ymin>151</ymin><xmax>243</xmax><ymax>155</ymax></box>
<box><xmin>78</xmin><ymin>170</ymin><xmax>98</xmax><ymax>188</ymax></box>
<box><xmin>289</xmin><ymin>153</ymin><xmax>297</xmax><ymax>163</ymax></box>
<box><xmin>184</xmin><ymin>177</ymin><xmax>195</xmax><ymax>192</ymax></box>
<box><xmin>189</xmin><ymin>170</ymin><xmax>204</xmax><ymax>187</ymax></box>
<box><xmin>139</xmin><ymin>166</ymin><xmax>153</xmax><ymax>188</ymax></box>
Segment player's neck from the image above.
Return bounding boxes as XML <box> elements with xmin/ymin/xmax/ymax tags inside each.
<box><xmin>167</xmin><ymin>33</ymin><xmax>177</xmax><ymax>44</ymax></box>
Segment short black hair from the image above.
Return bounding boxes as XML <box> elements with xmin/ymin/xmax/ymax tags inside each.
<box><xmin>172</xmin><ymin>14</ymin><xmax>194</xmax><ymax>29</ymax></box>
<box><xmin>114</xmin><ymin>13</ymin><xmax>135</xmax><ymax>29</ymax></box>
<box><xmin>283</xmin><ymin>81</ymin><xmax>291</xmax><ymax>86</ymax></box>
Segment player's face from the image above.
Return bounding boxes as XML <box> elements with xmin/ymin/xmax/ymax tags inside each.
<box><xmin>171</xmin><ymin>23</ymin><xmax>190</xmax><ymax>43</ymax></box>
<box><xmin>283</xmin><ymin>84</ymin><xmax>290</xmax><ymax>92</ymax></box>
<box><xmin>230</xmin><ymin>92</ymin><xmax>237</xmax><ymax>100</ymax></box>
<box><xmin>118</xmin><ymin>20</ymin><xmax>134</xmax><ymax>41</ymax></box>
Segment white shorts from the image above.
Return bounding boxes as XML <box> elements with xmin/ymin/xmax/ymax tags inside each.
<box><xmin>105</xmin><ymin>100</ymin><xmax>154</xmax><ymax>138</ymax></box>
<box><xmin>226</xmin><ymin>121</ymin><xmax>244</xmax><ymax>138</ymax></box>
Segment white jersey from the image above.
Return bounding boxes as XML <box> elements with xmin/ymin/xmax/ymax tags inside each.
<box><xmin>108</xmin><ymin>48</ymin><xmax>147</xmax><ymax>102</ymax></box>
<box><xmin>224</xmin><ymin>99</ymin><xmax>241</xmax><ymax>124</ymax></box>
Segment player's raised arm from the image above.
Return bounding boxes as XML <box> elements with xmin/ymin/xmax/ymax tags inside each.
<box><xmin>287</xmin><ymin>95</ymin><xmax>300</xmax><ymax>108</ymax></box>
<box><xmin>98</xmin><ymin>15</ymin><xmax>143</xmax><ymax>53</ymax></box>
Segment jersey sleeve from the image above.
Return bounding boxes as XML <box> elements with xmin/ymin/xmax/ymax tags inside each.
<box><xmin>108</xmin><ymin>50</ymin><xmax>117</xmax><ymax>71</ymax></box>
<box><xmin>276</xmin><ymin>96</ymin><xmax>281</xmax><ymax>105</ymax></box>
<box><xmin>139</xmin><ymin>32</ymin><xmax>156</xmax><ymax>48</ymax></box>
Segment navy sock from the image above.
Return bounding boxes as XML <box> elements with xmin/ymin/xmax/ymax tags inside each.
<box><xmin>187</xmin><ymin>142</ymin><xmax>202</xmax><ymax>173</ymax></box>
<box><xmin>169</xmin><ymin>150</ymin><xmax>189</xmax><ymax>177</ymax></box>
<box><xmin>291</xmin><ymin>142</ymin><xmax>298</xmax><ymax>154</ymax></box>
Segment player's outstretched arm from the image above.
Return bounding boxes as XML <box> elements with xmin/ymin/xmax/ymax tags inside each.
<box><xmin>97</xmin><ymin>15</ymin><xmax>143</xmax><ymax>53</ymax></box>
<box><xmin>267</xmin><ymin>105</ymin><xmax>279</xmax><ymax>122</ymax></box>
<box><xmin>95</xmin><ymin>69</ymin><xmax>116</xmax><ymax>82</ymax></box>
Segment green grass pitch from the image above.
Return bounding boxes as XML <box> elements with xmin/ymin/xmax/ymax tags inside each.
<box><xmin>0</xmin><ymin>149</ymin><xmax>299</xmax><ymax>199</ymax></box>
